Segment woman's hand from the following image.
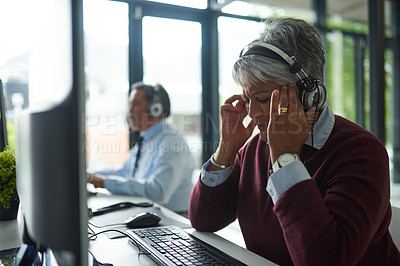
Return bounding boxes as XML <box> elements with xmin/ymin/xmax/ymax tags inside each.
<box><xmin>267</xmin><ymin>84</ymin><xmax>317</xmax><ymax>163</ymax></box>
<box><xmin>212</xmin><ymin>95</ymin><xmax>256</xmax><ymax>168</ymax></box>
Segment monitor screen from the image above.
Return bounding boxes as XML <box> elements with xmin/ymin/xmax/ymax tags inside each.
<box><xmin>0</xmin><ymin>79</ymin><xmax>7</xmax><ymax>151</ymax></box>
<box><xmin>15</xmin><ymin>0</ymin><xmax>87</xmax><ymax>265</ymax></box>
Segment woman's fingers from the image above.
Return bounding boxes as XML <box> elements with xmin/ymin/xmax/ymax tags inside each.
<box><xmin>288</xmin><ymin>83</ymin><xmax>300</xmax><ymax>112</ymax></box>
<box><xmin>221</xmin><ymin>94</ymin><xmax>247</xmax><ymax>117</ymax></box>
<box><xmin>220</xmin><ymin>104</ymin><xmax>245</xmax><ymax>116</ymax></box>
<box><xmin>224</xmin><ymin>94</ymin><xmax>243</xmax><ymax>104</ymax></box>
<box><xmin>269</xmin><ymin>89</ymin><xmax>280</xmax><ymax>119</ymax></box>
<box><xmin>278</xmin><ymin>85</ymin><xmax>288</xmax><ymax>113</ymax></box>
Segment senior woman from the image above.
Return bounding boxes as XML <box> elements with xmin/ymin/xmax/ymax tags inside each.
<box><xmin>189</xmin><ymin>17</ymin><xmax>400</xmax><ymax>265</ymax></box>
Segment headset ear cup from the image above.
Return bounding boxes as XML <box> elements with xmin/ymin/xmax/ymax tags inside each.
<box><xmin>314</xmin><ymin>81</ymin><xmax>327</xmax><ymax>111</ymax></box>
<box><xmin>148</xmin><ymin>84</ymin><xmax>164</xmax><ymax>117</ymax></box>
<box><xmin>149</xmin><ymin>102</ymin><xmax>163</xmax><ymax>117</ymax></box>
<box><xmin>296</xmin><ymin>78</ymin><xmax>326</xmax><ymax>111</ymax></box>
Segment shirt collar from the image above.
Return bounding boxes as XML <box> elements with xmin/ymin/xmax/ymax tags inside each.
<box><xmin>304</xmin><ymin>104</ymin><xmax>335</xmax><ymax>150</ymax></box>
<box><xmin>141</xmin><ymin>119</ymin><xmax>167</xmax><ymax>142</ymax></box>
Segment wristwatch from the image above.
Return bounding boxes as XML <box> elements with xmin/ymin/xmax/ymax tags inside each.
<box><xmin>272</xmin><ymin>153</ymin><xmax>300</xmax><ymax>173</ymax></box>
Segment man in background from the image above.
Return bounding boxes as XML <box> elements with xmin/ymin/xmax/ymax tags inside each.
<box><xmin>88</xmin><ymin>82</ymin><xmax>194</xmax><ymax>214</ymax></box>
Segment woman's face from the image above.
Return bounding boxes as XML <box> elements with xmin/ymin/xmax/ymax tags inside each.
<box><xmin>242</xmin><ymin>82</ymin><xmax>282</xmax><ymax>141</ymax></box>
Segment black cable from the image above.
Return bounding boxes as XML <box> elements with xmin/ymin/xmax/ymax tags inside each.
<box><xmin>303</xmin><ymin>111</ymin><xmax>317</xmax><ymax>169</ymax></box>
<box><xmin>88</xmin><ymin>249</ymin><xmax>113</xmax><ymax>266</ymax></box>
<box><xmin>303</xmin><ymin>80</ymin><xmax>320</xmax><ymax>169</ymax></box>
<box><xmin>86</xmin><ymin>227</ymin><xmax>151</xmax><ymax>262</ymax></box>
<box><xmin>88</xmin><ymin>220</ymin><xmax>126</xmax><ymax>229</ymax></box>
<box><xmin>87</xmin><ymin>229</ymin><xmax>140</xmax><ymax>248</ymax></box>
<box><xmin>87</xmin><ymin>223</ymin><xmax>98</xmax><ymax>241</ymax></box>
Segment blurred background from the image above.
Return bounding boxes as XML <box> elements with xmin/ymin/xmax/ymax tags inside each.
<box><xmin>1</xmin><ymin>0</ymin><xmax>399</xmax><ymax>204</ymax></box>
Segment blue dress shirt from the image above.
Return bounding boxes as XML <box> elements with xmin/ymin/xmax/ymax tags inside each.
<box><xmin>95</xmin><ymin>119</ymin><xmax>195</xmax><ymax>212</ymax></box>
<box><xmin>201</xmin><ymin>105</ymin><xmax>335</xmax><ymax>204</ymax></box>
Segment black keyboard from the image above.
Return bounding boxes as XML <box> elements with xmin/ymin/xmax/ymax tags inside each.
<box><xmin>127</xmin><ymin>225</ymin><xmax>246</xmax><ymax>266</ymax></box>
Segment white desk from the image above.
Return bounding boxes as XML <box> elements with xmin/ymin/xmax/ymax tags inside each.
<box><xmin>88</xmin><ymin>193</ymin><xmax>277</xmax><ymax>265</ymax></box>
<box><xmin>0</xmin><ymin>205</ymin><xmax>22</xmax><ymax>252</ymax></box>
<box><xmin>0</xmin><ymin>192</ymin><xmax>276</xmax><ymax>265</ymax></box>
<box><xmin>0</xmin><ymin>219</ymin><xmax>22</xmax><ymax>251</ymax></box>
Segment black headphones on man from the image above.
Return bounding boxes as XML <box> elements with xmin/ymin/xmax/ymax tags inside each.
<box><xmin>240</xmin><ymin>41</ymin><xmax>327</xmax><ymax>111</ymax></box>
<box><xmin>148</xmin><ymin>84</ymin><xmax>163</xmax><ymax>117</ymax></box>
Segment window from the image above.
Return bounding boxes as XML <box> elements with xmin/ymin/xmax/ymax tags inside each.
<box><xmin>326</xmin><ymin>32</ymin><xmax>357</xmax><ymax>121</ymax></box>
<box><xmin>142</xmin><ymin>16</ymin><xmax>202</xmax><ymax>168</ymax></box>
<box><xmin>142</xmin><ymin>0</ymin><xmax>207</xmax><ymax>9</ymax></box>
<box><xmin>218</xmin><ymin>17</ymin><xmax>264</xmax><ymax>138</ymax></box>
<box><xmin>84</xmin><ymin>0</ymin><xmax>130</xmax><ymax>170</ymax></box>
<box><xmin>0</xmin><ymin>0</ymin><xmax>53</xmax><ymax>149</ymax></box>
<box><xmin>221</xmin><ymin>0</ymin><xmax>313</xmax><ymax>21</ymax></box>
<box><xmin>218</xmin><ymin>17</ymin><xmax>264</xmax><ymax>102</ymax></box>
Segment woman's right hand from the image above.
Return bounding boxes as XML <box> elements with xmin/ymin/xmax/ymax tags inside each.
<box><xmin>212</xmin><ymin>95</ymin><xmax>255</xmax><ymax>168</ymax></box>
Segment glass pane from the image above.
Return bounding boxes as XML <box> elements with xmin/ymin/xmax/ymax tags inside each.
<box><xmin>0</xmin><ymin>1</ymin><xmax>53</xmax><ymax>150</ymax></box>
<box><xmin>222</xmin><ymin>0</ymin><xmax>313</xmax><ymax>21</ymax></box>
<box><xmin>83</xmin><ymin>0</ymin><xmax>129</xmax><ymax>171</ymax></box>
<box><xmin>327</xmin><ymin>1</ymin><xmax>390</xmax><ymax>35</ymax></box>
<box><xmin>326</xmin><ymin>32</ymin><xmax>356</xmax><ymax>122</ymax></box>
<box><xmin>218</xmin><ymin>17</ymin><xmax>264</xmax><ymax>138</ymax></box>
<box><xmin>385</xmin><ymin>49</ymin><xmax>393</xmax><ymax>150</ymax></box>
<box><xmin>326</xmin><ymin>6</ymin><xmax>368</xmax><ymax>34</ymax></box>
<box><xmin>143</xmin><ymin>0</ymin><xmax>206</xmax><ymax>9</ymax></box>
<box><xmin>143</xmin><ymin>16</ymin><xmax>202</xmax><ymax>168</ymax></box>
<box><xmin>218</xmin><ymin>17</ymin><xmax>264</xmax><ymax>101</ymax></box>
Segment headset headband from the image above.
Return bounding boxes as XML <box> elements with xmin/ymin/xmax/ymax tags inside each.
<box><xmin>240</xmin><ymin>41</ymin><xmax>303</xmax><ymax>74</ymax></box>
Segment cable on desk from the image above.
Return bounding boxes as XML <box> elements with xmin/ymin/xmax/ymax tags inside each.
<box><xmin>88</xmin><ymin>220</ymin><xmax>126</xmax><ymax>228</ymax></box>
<box><xmin>87</xmin><ymin>223</ymin><xmax>98</xmax><ymax>241</ymax></box>
<box><xmin>88</xmin><ymin>249</ymin><xmax>113</xmax><ymax>266</ymax></box>
<box><xmin>86</xmin><ymin>226</ymin><xmax>151</xmax><ymax>262</ymax></box>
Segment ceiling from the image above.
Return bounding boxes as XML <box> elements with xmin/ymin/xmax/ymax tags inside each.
<box><xmin>239</xmin><ymin>0</ymin><xmax>392</xmax><ymax>25</ymax></box>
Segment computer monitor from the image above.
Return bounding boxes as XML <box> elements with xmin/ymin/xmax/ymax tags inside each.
<box><xmin>15</xmin><ymin>0</ymin><xmax>87</xmax><ymax>265</ymax></box>
<box><xmin>0</xmin><ymin>79</ymin><xmax>7</xmax><ymax>151</ymax></box>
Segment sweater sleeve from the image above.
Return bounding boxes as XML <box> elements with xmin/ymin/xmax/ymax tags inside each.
<box><xmin>188</xmin><ymin>156</ymin><xmax>241</xmax><ymax>232</ymax></box>
<box><xmin>273</xmin><ymin>134</ymin><xmax>391</xmax><ymax>265</ymax></box>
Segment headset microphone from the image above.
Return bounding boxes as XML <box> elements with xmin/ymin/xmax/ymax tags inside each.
<box><xmin>240</xmin><ymin>41</ymin><xmax>326</xmax><ymax>111</ymax></box>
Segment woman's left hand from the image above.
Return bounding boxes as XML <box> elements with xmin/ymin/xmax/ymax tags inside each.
<box><xmin>267</xmin><ymin>84</ymin><xmax>316</xmax><ymax>163</ymax></box>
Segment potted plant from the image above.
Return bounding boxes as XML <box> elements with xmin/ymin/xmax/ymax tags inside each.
<box><xmin>0</xmin><ymin>147</ymin><xmax>19</xmax><ymax>221</ymax></box>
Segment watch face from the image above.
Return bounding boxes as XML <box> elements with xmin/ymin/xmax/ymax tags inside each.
<box><xmin>279</xmin><ymin>153</ymin><xmax>297</xmax><ymax>167</ymax></box>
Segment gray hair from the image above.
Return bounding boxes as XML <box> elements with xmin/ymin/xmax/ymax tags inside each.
<box><xmin>233</xmin><ymin>17</ymin><xmax>325</xmax><ymax>88</ymax></box>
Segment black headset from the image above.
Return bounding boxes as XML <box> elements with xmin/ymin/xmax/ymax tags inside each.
<box><xmin>240</xmin><ymin>41</ymin><xmax>326</xmax><ymax>111</ymax></box>
<box><xmin>148</xmin><ymin>84</ymin><xmax>163</xmax><ymax>117</ymax></box>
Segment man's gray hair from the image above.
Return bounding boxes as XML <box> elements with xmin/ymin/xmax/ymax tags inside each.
<box><xmin>233</xmin><ymin>17</ymin><xmax>325</xmax><ymax>88</ymax></box>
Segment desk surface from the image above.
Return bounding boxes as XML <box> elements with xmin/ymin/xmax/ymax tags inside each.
<box><xmin>88</xmin><ymin>193</ymin><xmax>277</xmax><ymax>266</ymax></box>
<box><xmin>0</xmin><ymin>192</ymin><xmax>276</xmax><ymax>265</ymax></box>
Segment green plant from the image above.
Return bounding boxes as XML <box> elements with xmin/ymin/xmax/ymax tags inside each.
<box><xmin>0</xmin><ymin>147</ymin><xmax>18</xmax><ymax>208</ymax></box>
<box><xmin>0</xmin><ymin>255</ymin><xmax>14</xmax><ymax>266</ymax></box>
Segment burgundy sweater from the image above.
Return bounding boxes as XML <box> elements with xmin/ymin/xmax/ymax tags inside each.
<box><xmin>189</xmin><ymin>115</ymin><xmax>400</xmax><ymax>265</ymax></box>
